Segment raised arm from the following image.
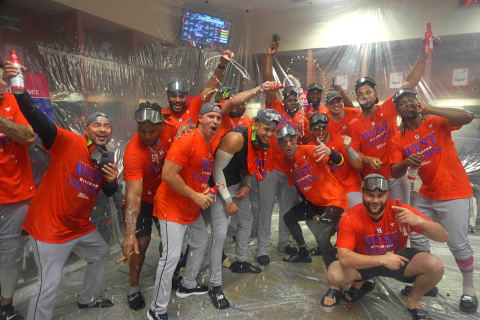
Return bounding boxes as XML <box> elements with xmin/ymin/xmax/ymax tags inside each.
<box><xmin>201</xmin><ymin>50</ymin><xmax>232</xmax><ymax>103</ymax></box>
<box><xmin>222</xmin><ymin>81</ymin><xmax>282</xmax><ymax>115</ymax></box>
<box><xmin>3</xmin><ymin>61</ymin><xmax>57</xmax><ymax>149</ymax></box>
<box><xmin>419</xmin><ymin>103</ymin><xmax>474</xmax><ymax>127</ymax></box>
<box><xmin>264</xmin><ymin>42</ymin><xmax>279</xmax><ymax>106</ymax></box>
<box><xmin>402</xmin><ymin>37</ymin><xmax>439</xmax><ymax>89</ymax></box>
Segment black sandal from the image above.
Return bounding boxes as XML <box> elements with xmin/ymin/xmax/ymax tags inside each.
<box><xmin>407</xmin><ymin>308</ymin><xmax>431</xmax><ymax>320</ymax></box>
<box><xmin>321</xmin><ymin>288</ymin><xmax>343</xmax><ymax>307</ymax></box>
<box><xmin>343</xmin><ymin>280</ymin><xmax>375</xmax><ymax>303</ymax></box>
<box><xmin>460</xmin><ymin>295</ymin><xmax>478</xmax><ymax>313</ymax></box>
<box><xmin>401</xmin><ymin>286</ymin><xmax>438</xmax><ymax>297</ymax></box>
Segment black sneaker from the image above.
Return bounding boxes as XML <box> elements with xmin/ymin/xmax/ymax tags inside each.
<box><xmin>256</xmin><ymin>255</ymin><xmax>270</xmax><ymax>265</ymax></box>
<box><xmin>78</xmin><ymin>298</ymin><xmax>114</xmax><ymax>309</ymax></box>
<box><xmin>282</xmin><ymin>244</ymin><xmax>298</xmax><ymax>255</ymax></box>
<box><xmin>230</xmin><ymin>261</ymin><xmax>262</xmax><ymax>273</ymax></box>
<box><xmin>175</xmin><ymin>283</ymin><xmax>209</xmax><ymax>298</ymax></box>
<box><xmin>460</xmin><ymin>295</ymin><xmax>478</xmax><ymax>313</ymax></box>
<box><xmin>0</xmin><ymin>304</ymin><xmax>23</xmax><ymax>320</ymax></box>
<box><xmin>309</xmin><ymin>247</ymin><xmax>322</xmax><ymax>256</ymax></box>
<box><xmin>209</xmin><ymin>288</ymin><xmax>230</xmax><ymax>309</ymax></box>
<box><xmin>127</xmin><ymin>292</ymin><xmax>146</xmax><ymax>310</ymax></box>
<box><xmin>147</xmin><ymin>309</ymin><xmax>169</xmax><ymax>320</ymax></box>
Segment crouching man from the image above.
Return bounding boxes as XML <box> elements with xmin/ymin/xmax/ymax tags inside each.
<box><xmin>321</xmin><ymin>174</ymin><xmax>448</xmax><ymax>320</ymax></box>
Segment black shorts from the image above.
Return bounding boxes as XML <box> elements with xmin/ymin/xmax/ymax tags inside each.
<box><xmin>289</xmin><ymin>201</ymin><xmax>344</xmax><ymax>226</ymax></box>
<box><xmin>135</xmin><ymin>201</ymin><xmax>160</xmax><ymax>238</ymax></box>
<box><xmin>358</xmin><ymin>248</ymin><xmax>424</xmax><ymax>283</ymax></box>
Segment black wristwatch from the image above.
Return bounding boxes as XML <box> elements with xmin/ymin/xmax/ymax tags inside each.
<box><xmin>217</xmin><ymin>64</ymin><xmax>226</xmax><ymax>70</ymax></box>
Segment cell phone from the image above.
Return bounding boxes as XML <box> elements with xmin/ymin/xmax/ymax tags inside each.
<box><xmin>99</xmin><ymin>151</ymin><xmax>115</xmax><ymax>169</ymax></box>
<box><xmin>272</xmin><ymin>34</ymin><xmax>280</xmax><ymax>43</ymax></box>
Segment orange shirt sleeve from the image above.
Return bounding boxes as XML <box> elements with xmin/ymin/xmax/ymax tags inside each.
<box><xmin>166</xmin><ymin>134</ymin><xmax>194</xmax><ymax>167</ymax></box>
<box><xmin>337</xmin><ymin>214</ymin><xmax>357</xmax><ymax>250</ymax></box>
<box><xmin>123</xmin><ymin>148</ymin><xmax>144</xmax><ymax>181</ymax></box>
<box><xmin>48</xmin><ymin>126</ymin><xmax>75</xmax><ymax>154</ymax></box>
<box><xmin>380</xmin><ymin>94</ymin><xmax>397</xmax><ymax>118</ymax></box>
<box><xmin>390</xmin><ymin>136</ymin><xmax>404</xmax><ymax>164</ymax></box>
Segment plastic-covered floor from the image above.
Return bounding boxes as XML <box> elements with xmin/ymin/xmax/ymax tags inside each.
<box><xmin>13</xmin><ymin>213</ymin><xmax>480</xmax><ymax>320</ymax></box>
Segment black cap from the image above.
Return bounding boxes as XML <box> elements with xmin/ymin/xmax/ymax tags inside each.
<box><xmin>393</xmin><ymin>88</ymin><xmax>418</xmax><ymax>106</ymax></box>
<box><xmin>355</xmin><ymin>77</ymin><xmax>376</xmax><ymax>92</ymax></box>
<box><xmin>309</xmin><ymin>112</ymin><xmax>329</xmax><ymax>129</ymax></box>
<box><xmin>282</xmin><ymin>86</ymin><xmax>298</xmax><ymax>99</ymax></box>
<box><xmin>325</xmin><ymin>91</ymin><xmax>342</xmax><ymax>103</ymax></box>
<box><xmin>166</xmin><ymin>80</ymin><xmax>188</xmax><ymax>94</ymax></box>
<box><xmin>306</xmin><ymin>82</ymin><xmax>323</xmax><ymax>93</ymax></box>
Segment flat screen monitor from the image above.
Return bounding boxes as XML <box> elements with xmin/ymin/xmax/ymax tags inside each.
<box><xmin>181</xmin><ymin>9</ymin><xmax>232</xmax><ymax>48</ymax></box>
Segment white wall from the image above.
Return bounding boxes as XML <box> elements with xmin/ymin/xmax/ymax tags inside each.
<box><xmin>246</xmin><ymin>0</ymin><xmax>480</xmax><ymax>52</ymax></box>
<box><xmin>54</xmin><ymin>0</ymin><xmax>480</xmax><ymax>53</ymax></box>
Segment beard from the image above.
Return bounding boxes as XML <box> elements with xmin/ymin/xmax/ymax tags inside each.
<box><xmin>363</xmin><ymin>199</ymin><xmax>387</xmax><ymax>216</ymax></box>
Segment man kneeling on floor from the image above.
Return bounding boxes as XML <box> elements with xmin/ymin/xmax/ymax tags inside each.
<box><xmin>321</xmin><ymin>174</ymin><xmax>448</xmax><ymax>320</ymax></box>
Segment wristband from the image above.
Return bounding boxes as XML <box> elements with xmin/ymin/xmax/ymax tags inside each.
<box><xmin>217</xmin><ymin>64</ymin><xmax>226</xmax><ymax>70</ymax></box>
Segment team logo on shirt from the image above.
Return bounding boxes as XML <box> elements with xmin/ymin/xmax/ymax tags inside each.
<box><xmin>68</xmin><ymin>161</ymin><xmax>102</xmax><ymax>197</ymax></box>
<box><xmin>360</xmin><ymin>120</ymin><xmax>390</xmax><ymax>150</ymax></box>
<box><xmin>193</xmin><ymin>158</ymin><xmax>214</xmax><ymax>186</ymax></box>
<box><xmin>363</xmin><ymin>231</ymin><xmax>401</xmax><ymax>255</ymax></box>
<box><xmin>377</xmin><ymin>227</ymin><xmax>382</xmax><ymax>233</ymax></box>
<box><xmin>403</xmin><ymin>131</ymin><xmax>440</xmax><ymax>160</ymax></box>
<box><xmin>291</xmin><ymin>163</ymin><xmax>319</xmax><ymax>188</ymax></box>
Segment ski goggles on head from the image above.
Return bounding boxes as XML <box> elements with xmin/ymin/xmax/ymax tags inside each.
<box><xmin>134</xmin><ymin>108</ymin><xmax>164</xmax><ymax>124</ymax></box>
<box><xmin>256</xmin><ymin>109</ymin><xmax>280</xmax><ymax>128</ymax></box>
<box><xmin>276</xmin><ymin>126</ymin><xmax>297</xmax><ymax>140</ymax></box>
<box><xmin>355</xmin><ymin>76</ymin><xmax>377</xmax><ymax>92</ymax></box>
<box><xmin>362</xmin><ymin>174</ymin><xmax>389</xmax><ymax>192</ymax></box>
<box><xmin>282</xmin><ymin>86</ymin><xmax>298</xmax><ymax>99</ymax></box>
<box><xmin>309</xmin><ymin>112</ymin><xmax>329</xmax><ymax>129</ymax></box>
<box><xmin>393</xmin><ymin>88</ymin><xmax>418</xmax><ymax>105</ymax></box>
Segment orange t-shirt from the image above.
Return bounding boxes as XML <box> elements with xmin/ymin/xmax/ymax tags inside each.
<box><xmin>325</xmin><ymin>135</ymin><xmax>362</xmax><ymax>193</ymax></box>
<box><xmin>390</xmin><ymin>115</ymin><xmax>473</xmax><ymax>200</ymax></box>
<box><xmin>23</xmin><ymin>127</ymin><xmax>105</xmax><ymax>243</ymax></box>
<box><xmin>230</xmin><ymin>114</ymin><xmax>252</xmax><ymax>129</ymax></box>
<box><xmin>279</xmin><ymin>145</ymin><xmax>348</xmax><ymax>210</ymax></box>
<box><xmin>154</xmin><ymin>129</ymin><xmax>214</xmax><ymax>224</ymax></box>
<box><xmin>267</xmin><ymin>96</ymin><xmax>311</xmax><ymax>171</ymax></box>
<box><xmin>337</xmin><ymin>200</ymin><xmax>426</xmax><ymax>255</ymax></box>
<box><xmin>348</xmin><ymin>95</ymin><xmax>397</xmax><ymax>178</ymax></box>
<box><xmin>328</xmin><ymin>108</ymin><xmax>362</xmax><ymax>136</ymax></box>
<box><xmin>0</xmin><ymin>93</ymin><xmax>36</xmax><ymax>204</ymax></box>
<box><xmin>162</xmin><ymin>94</ymin><xmax>203</xmax><ymax>128</ymax></box>
<box><xmin>303</xmin><ymin>104</ymin><xmax>330</xmax><ymax>119</ymax></box>
<box><xmin>123</xmin><ymin>126</ymin><xmax>176</xmax><ymax>204</ymax></box>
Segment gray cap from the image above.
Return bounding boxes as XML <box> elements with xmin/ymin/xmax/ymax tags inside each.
<box><xmin>86</xmin><ymin>112</ymin><xmax>112</xmax><ymax>127</ymax></box>
<box><xmin>199</xmin><ymin>102</ymin><xmax>223</xmax><ymax>115</ymax></box>
<box><xmin>255</xmin><ymin>109</ymin><xmax>280</xmax><ymax>127</ymax></box>
<box><xmin>325</xmin><ymin>91</ymin><xmax>342</xmax><ymax>103</ymax></box>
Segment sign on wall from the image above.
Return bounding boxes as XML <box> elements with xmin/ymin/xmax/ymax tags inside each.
<box><xmin>452</xmin><ymin>68</ymin><xmax>469</xmax><ymax>86</ymax></box>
